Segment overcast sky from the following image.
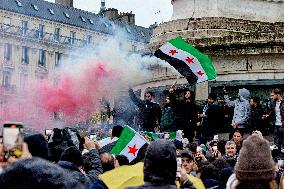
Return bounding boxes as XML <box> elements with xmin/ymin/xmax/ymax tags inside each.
<box><xmin>46</xmin><ymin>0</ymin><xmax>173</xmax><ymax>27</ymax></box>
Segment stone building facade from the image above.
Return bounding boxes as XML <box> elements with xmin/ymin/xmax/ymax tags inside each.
<box><xmin>0</xmin><ymin>0</ymin><xmax>151</xmax><ymax>97</ymax></box>
<box><xmin>144</xmin><ymin>0</ymin><xmax>284</xmax><ymax>102</ymax></box>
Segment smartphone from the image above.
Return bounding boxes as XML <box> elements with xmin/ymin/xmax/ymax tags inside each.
<box><xmin>212</xmin><ymin>145</ymin><xmax>218</xmax><ymax>151</ymax></box>
<box><xmin>176</xmin><ymin>157</ymin><xmax>182</xmax><ymax>180</ymax></box>
<box><xmin>213</xmin><ymin>135</ymin><xmax>219</xmax><ymax>141</ymax></box>
<box><xmin>45</xmin><ymin>129</ymin><xmax>53</xmax><ymax>136</ymax></box>
<box><xmin>89</xmin><ymin>134</ymin><xmax>97</xmax><ymax>141</ymax></box>
<box><xmin>3</xmin><ymin>122</ymin><xmax>24</xmax><ymax>159</ymax></box>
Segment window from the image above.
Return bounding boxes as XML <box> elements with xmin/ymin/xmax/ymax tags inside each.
<box><xmin>22</xmin><ymin>46</ymin><xmax>29</xmax><ymax>64</ymax></box>
<box><xmin>132</xmin><ymin>45</ymin><xmax>137</xmax><ymax>52</ymax></box>
<box><xmin>103</xmin><ymin>22</ymin><xmax>109</xmax><ymax>27</ymax></box>
<box><xmin>32</xmin><ymin>4</ymin><xmax>39</xmax><ymax>11</ymax></box>
<box><xmin>20</xmin><ymin>73</ymin><xmax>28</xmax><ymax>90</ymax></box>
<box><xmin>64</xmin><ymin>12</ymin><xmax>70</xmax><ymax>18</ymax></box>
<box><xmin>38</xmin><ymin>49</ymin><xmax>46</xmax><ymax>66</ymax></box>
<box><xmin>3</xmin><ymin>17</ymin><xmax>11</xmax><ymax>31</ymax></box>
<box><xmin>54</xmin><ymin>28</ymin><xmax>60</xmax><ymax>42</ymax></box>
<box><xmin>55</xmin><ymin>52</ymin><xmax>61</xmax><ymax>67</ymax></box>
<box><xmin>125</xmin><ymin>26</ymin><xmax>131</xmax><ymax>33</ymax></box>
<box><xmin>48</xmin><ymin>8</ymin><xmax>55</xmax><ymax>15</ymax></box>
<box><xmin>2</xmin><ymin>71</ymin><xmax>11</xmax><ymax>88</ymax></box>
<box><xmin>86</xmin><ymin>35</ymin><xmax>92</xmax><ymax>44</ymax></box>
<box><xmin>21</xmin><ymin>20</ymin><xmax>28</xmax><ymax>35</ymax></box>
<box><xmin>80</xmin><ymin>16</ymin><xmax>86</xmax><ymax>23</ymax></box>
<box><xmin>88</xmin><ymin>19</ymin><xmax>94</xmax><ymax>24</ymax></box>
<box><xmin>38</xmin><ymin>24</ymin><xmax>44</xmax><ymax>39</ymax></box>
<box><xmin>4</xmin><ymin>43</ymin><xmax>12</xmax><ymax>61</ymax></box>
<box><xmin>69</xmin><ymin>31</ymin><xmax>76</xmax><ymax>44</ymax></box>
<box><xmin>15</xmin><ymin>0</ymin><xmax>22</xmax><ymax>7</ymax></box>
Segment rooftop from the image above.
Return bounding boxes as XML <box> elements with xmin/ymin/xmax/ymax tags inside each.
<box><xmin>0</xmin><ymin>0</ymin><xmax>152</xmax><ymax>43</ymax></box>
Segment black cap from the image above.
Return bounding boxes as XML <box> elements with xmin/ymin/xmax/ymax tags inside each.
<box><xmin>173</xmin><ymin>139</ymin><xmax>183</xmax><ymax>150</ymax></box>
<box><xmin>180</xmin><ymin>150</ymin><xmax>194</xmax><ymax>160</ymax></box>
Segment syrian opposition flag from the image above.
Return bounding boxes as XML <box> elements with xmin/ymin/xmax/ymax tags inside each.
<box><xmin>110</xmin><ymin>126</ymin><xmax>148</xmax><ymax>162</ymax></box>
<box><xmin>154</xmin><ymin>36</ymin><xmax>216</xmax><ymax>84</ymax></box>
<box><xmin>144</xmin><ymin>131</ymin><xmax>176</xmax><ymax>140</ymax></box>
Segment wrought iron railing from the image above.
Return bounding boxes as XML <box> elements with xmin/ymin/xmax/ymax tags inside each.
<box><xmin>0</xmin><ymin>23</ymin><xmax>92</xmax><ymax>48</ymax></box>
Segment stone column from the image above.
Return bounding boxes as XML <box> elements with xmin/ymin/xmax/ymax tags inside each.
<box><xmin>195</xmin><ymin>81</ymin><xmax>208</xmax><ymax>100</ymax></box>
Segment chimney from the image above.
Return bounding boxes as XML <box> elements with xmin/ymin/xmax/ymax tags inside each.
<box><xmin>100</xmin><ymin>0</ymin><xmax>106</xmax><ymax>13</ymax></box>
<box><xmin>103</xmin><ymin>8</ymin><xmax>119</xmax><ymax>20</ymax></box>
<box><xmin>55</xmin><ymin>0</ymin><xmax>73</xmax><ymax>7</ymax></box>
<box><xmin>119</xmin><ymin>11</ymin><xmax>135</xmax><ymax>25</ymax></box>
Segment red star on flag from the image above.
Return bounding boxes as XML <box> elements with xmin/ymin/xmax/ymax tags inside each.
<box><xmin>197</xmin><ymin>71</ymin><xmax>204</xmax><ymax>76</ymax></box>
<box><xmin>169</xmin><ymin>49</ymin><xmax>178</xmax><ymax>55</ymax></box>
<box><xmin>186</xmin><ymin>57</ymin><xmax>194</xmax><ymax>64</ymax></box>
<box><xmin>128</xmin><ymin>144</ymin><xmax>138</xmax><ymax>156</ymax></box>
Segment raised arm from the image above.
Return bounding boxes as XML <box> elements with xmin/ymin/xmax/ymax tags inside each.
<box><xmin>224</xmin><ymin>93</ymin><xmax>235</xmax><ymax>108</ymax></box>
<box><xmin>128</xmin><ymin>88</ymin><xmax>143</xmax><ymax>107</ymax></box>
<box><xmin>156</xmin><ymin>104</ymin><xmax>162</xmax><ymax>125</ymax></box>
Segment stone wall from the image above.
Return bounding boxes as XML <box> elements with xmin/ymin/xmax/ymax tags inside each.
<box><xmin>171</xmin><ymin>0</ymin><xmax>284</xmax><ymax>23</ymax></box>
<box><xmin>145</xmin><ymin>16</ymin><xmax>284</xmax><ymax>100</ymax></box>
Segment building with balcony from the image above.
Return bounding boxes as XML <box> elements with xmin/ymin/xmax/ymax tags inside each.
<box><xmin>0</xmin><ymin>0</ymin><xmax>152</xmax><ymax>95</ymax></box>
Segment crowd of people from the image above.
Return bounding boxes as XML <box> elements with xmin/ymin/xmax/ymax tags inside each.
<box><xmin>0</xmin><ymin>87</ymin><xmax>283</xmax><ymax>189</ymax></box>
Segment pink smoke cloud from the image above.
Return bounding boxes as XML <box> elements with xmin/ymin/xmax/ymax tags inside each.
<box><xmin>0</xmin><ymin>61</ymin><xmax>119</xmax><ymax>131</ymax></box>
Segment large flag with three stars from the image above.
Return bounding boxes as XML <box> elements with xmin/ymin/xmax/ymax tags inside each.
<box><xmin>154</xmin><ymin>36</ymin><xmax>216</xmax><ymax>84</ymax></box>
<box><xmin>110</xmin><ymin>126</ymin><xmax>148</xmax><ymax>162</ymax></box>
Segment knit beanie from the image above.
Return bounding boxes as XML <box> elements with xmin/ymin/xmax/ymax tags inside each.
<box><xmin>234</xmin><ymin>135</ymin><xmax>275</xmax><ymax>181</ymax></box>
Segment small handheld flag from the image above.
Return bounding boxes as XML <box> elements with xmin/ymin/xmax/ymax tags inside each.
<box><xmin>110</xmin><ymin>126</ymin><xmax>148</xmax><ymax>162</ymax></box>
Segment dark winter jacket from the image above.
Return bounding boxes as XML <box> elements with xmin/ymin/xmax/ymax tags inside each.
<box><xmin>82</xmin><ymin>149</ymin><xmax>103</xmax><ymax>182</ymax></box>
<box><xmin>24</xmin><ymin>133</ymin><xmax>49</xmax><ymax>160</ymax></box>
<box><xmin>0</xmin><ymin>157</ymin><xmax>84</xmax><ymax>189</ymax></box>
<box><xmin>250</xmin><ymin>104</ymin><xmax>264</xmax><ymax>130</ymax></box>
<box><xmin>202</xmin><ymin>179</ymin><xmax>219</xmax><ymax>189</ymax></box>
<box><xmin>57</xmin><ymin>161</ymin><xmax>91</xmax><ymax>188</ymax></box>
<box><xmin>129</xmin><ymin>88</ymin><xmax>162</xmax><ymax>132</ymax></box>
<box><xmin>268</xmin><ymin>100</ymin><xmax>284</xmax><ymax>126</ymax></box>
<box><xmin>48</xmin><ymin>127</ymin><xmax>84</xmax><ymax>162</ymax></box>
<box><xmin>169</xmin><ymin>92</ymin><xmax>198</xmax><ymax>130</ymax></box>
<box><xmin>202</xmin><ymin>101</ymin><xmax>224</xmax><ymax>135</ymax></box>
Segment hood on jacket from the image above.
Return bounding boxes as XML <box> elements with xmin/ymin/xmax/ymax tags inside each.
<box><xmin>24</xmin><ymin>133</ymin><xmax>48</xmax><ymax>160</ymax></box>
<box><xmin>60</xmin><ymin>146</ymin><xmax>83</xmax><ymax>167</ymax></box>
<box><xmin>143</xmin><ymin>140</ymin><xmax>177</xmax><ymax>185</ymax></box>
<box><xmin>239</xmin><ymin>88</ymin><xmax>250</xmax><ymax>100</ymax></box>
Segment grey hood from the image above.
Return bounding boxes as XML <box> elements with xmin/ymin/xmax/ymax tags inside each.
<box><xmin>239</xmin><ymin>88</ymin><xmax>250</xmax><ymax>100</ymax></box>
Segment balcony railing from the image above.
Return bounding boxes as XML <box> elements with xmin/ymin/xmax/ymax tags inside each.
<box><xmin>0</xmin><ymin>23</ymin><xmax>92</xmax><ymax>48</ymax></box>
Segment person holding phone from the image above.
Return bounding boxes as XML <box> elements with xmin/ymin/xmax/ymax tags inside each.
<box><xmin>0</xmin><ymin>141</ymin><xmax>32</xmax><ymax>173</ymax></box>
<box><xmin>2</xmin><ymin>122</ymin><xmax>25</xmax><ymax>159</ymax></box>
